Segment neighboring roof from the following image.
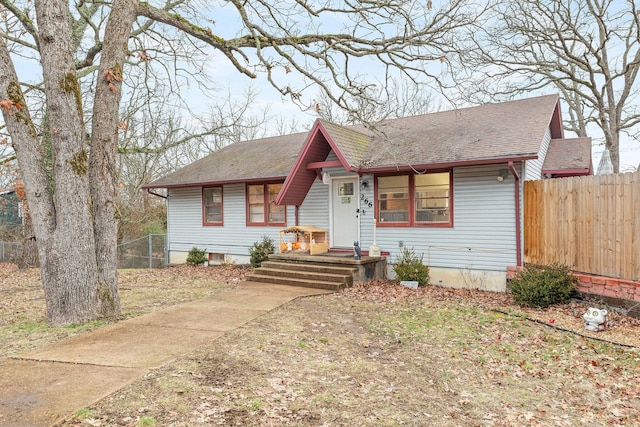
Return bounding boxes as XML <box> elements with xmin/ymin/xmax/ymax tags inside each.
<box><xmin>145</xmin><ymin>132</ymin><xmax>306</xmax><ymax>188</ymax></box>
<box><xmin>596</xmin><ymin>148</ymin><xmax>613</xmax><ymax>175</ymax></box>
<box><xmin>147</xmin><ymin>94</ymin><xmax>563</xmax><ymax>190</ymax></box>
<box><xmin>542</xmin><ymin>137</ymin><xmax>593</xmax><ymax>176</ymax></box>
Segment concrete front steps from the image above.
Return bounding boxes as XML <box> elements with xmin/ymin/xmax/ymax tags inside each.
<box><xmin>245</xmin><ymin>259</ymin><xmax>359</xmax><ymax>291</ymax></box>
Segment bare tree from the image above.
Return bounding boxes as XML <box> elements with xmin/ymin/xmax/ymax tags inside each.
<box><xmin>0</xmin><ymin>0</ymin><xmax>477</xmax><ymax>324</ymax></box>
<box><xmin>453</xmin><ymin>0</ymin><xmax>640</xmax><ymax>172</ymax></box>
<box><xmin>314</xmin><ymin>79</ymin><xmax>441</xmax><ymax>124</ymax></box>
<box><xmin>116</xmin><ymin>85</ymin><xmax>279</xmax><ymax>239</ymax></box>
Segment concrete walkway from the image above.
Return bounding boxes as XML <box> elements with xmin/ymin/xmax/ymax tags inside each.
<box><xmin>0</xmin><ymin>282</ymin><xmax>332</xmax><ymax>427</ymax></box>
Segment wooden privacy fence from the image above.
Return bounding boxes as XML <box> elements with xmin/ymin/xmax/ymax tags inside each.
<box><xmin>524</xmin><ymin>171</ymin><xmax>640</xmax><ymax>282</ymax></box>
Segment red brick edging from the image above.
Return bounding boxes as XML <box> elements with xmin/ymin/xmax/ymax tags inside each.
<box><xmin>506</xmin><ymin>266</ymin><xmax>640</xmax><ymax>302</ymax></box>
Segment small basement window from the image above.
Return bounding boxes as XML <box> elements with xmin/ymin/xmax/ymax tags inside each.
<box><xmin>208</xmin><ymin>253</ymin><xmax>225</xmax><ymax>265</ymax></box>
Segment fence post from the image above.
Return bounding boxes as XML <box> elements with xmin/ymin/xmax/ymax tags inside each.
<box><xmin>164</xmin><ymin>234</ymin><xmax>168</xmax><ymax>267</ymax></box>
<box><xmin>148</xmin><ymin>234</ymin><xmax>153</xmax><ymax>269</ymax></box>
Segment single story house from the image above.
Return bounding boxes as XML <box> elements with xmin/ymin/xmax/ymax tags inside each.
<box><xmin>145</xmin><ymin>94</ymin><xmax>592</xmax><ymax>291</ymax></box>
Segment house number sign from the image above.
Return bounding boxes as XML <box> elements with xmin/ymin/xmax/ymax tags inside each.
<box><xmin>360</xmin><ymin>194</ymin><xmax>373</xmax><ymax>208</ymax></box>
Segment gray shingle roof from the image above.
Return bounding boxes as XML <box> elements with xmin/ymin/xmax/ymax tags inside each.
<box><xmin>146</xmin><ymin>132</ymin><xmax>306</xmax><ymax>188</ymax></box>
<box><xmin>542</xmin><ymin>137</ymin><xmax>592</xmax><ymax>174</ymax></box>
<box><xmin>317</xmin><ymin>120</ymin><xmax>372</xmax><ymax>167</ymax></box>
<box><xmin>146</xmin><ymin>94</ymin><xmax>562</xmax><ymax>188</ymax></box>
<box><xmin>360</xmin><ymin>94</ymin><xmax>560</xmax><ymax>168</ymax></box>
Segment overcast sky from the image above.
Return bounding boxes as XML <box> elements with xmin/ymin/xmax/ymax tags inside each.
<box><xmin>4</xmin><ymin>1</ymin><xmax>639</xmax><ymax>173</ymax></box>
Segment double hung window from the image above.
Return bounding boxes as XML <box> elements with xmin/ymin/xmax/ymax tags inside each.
<box><xmin>247</xmin><ymin>183</ymin><xmax>286</xmax><ymax>225</ymax></box>
<box><xmin>377</xmin><ymin>172</ymin><xmax>451</xmax><ymax>226</ymax></box>
<box><xmin>203</xmin><ymin>187</ymin><xmax>223</xmax><ymax>225</ymax></box>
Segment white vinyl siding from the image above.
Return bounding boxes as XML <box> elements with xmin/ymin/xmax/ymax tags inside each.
<box><xmin>167</xmin><ymin>183</ymin><xmax>295</xmax><ymax>260</ymax></box>
<box><xmin>524</xmin><ymin>127</ymin><xmax>551</xmax><ymax>181</ymax></box>
<box><xmin>358</xmin><ymin>174</ymin><xmax>376</xmax><ymax>246</ymax></box>
<box><xmin>361</xmin><ymin>165</ymin><xmax>520</xmax><ymax>272</ymax></box>
<box><xmin>167</xmin><ymin>163</ymin><xmax>523</xmax><ymax>272</ymax></box>
<box><xmin>298</xmin><ymin>180</ymin><xmax>329</xmax><ymax>230</ymax></box>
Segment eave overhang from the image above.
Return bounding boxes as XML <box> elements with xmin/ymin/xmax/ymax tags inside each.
<box><xmin>142</xmin><ymin>176</ymin><xmax>289</xmax><ymax>190</ymax></box>
<box><xmin>275</xmin><ymin>120</ymin><xmax>357</xmax><ymax>206</ymax></box>
<box><xmin>549</xmin><ymin>99</ymin><xmax>564</xmax><ymax>139</ymax></box>
<box><xmin>541</xmin><ymin>168</ymin><xmax>592</xmax><ymax>177</ymax></box>
<box><xmin>357</xmin><ymin>154</ymin><xmax>538</xmax><ymax>174</ymax></box>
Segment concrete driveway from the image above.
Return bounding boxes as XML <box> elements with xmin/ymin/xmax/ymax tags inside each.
<box><xmin>0</xmin><ymin>282</ymin><xmax>332</xmax><ymax>427</ymax></box>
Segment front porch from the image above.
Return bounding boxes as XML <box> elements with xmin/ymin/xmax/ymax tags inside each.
<box><xmin>245</xmin><ymin>252</ymin><xmax>387</xmax><ymax>291</ymax></box>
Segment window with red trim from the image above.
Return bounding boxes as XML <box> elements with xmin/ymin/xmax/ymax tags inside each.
<box><xmin>377</xmin><ymin>172</ymin><xmax>452</xmax><ymax>226</ymax></box>
<box><xmin>378</xmin><ymin>175</ymin><xmax>409</xmax><ymax>223</ymax></box>
<box><xmin>203</xmin><ymin>187</ymin><xmax>223</xmax><ymax>225</ymax></box>
<box><xmin>247</xmin><ymin>183</ymin><xmax>286</xmax><ymax>225</ymax></box>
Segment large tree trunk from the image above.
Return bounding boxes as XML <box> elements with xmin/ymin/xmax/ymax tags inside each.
<box><xmin>13</xmin><ymin>180</ymin><xmax>39</xmax><ymax>269</ymax></box>
<box><xmin>1</xmin><ymin>33</ymin><xmax>98</xmax><ymax>324</ymax></box>
<box><xmin>34</xmin><ymin>1</ymin><xmax>101</xmax><ymax>324</ymax></box>
<box><xmin>89</xmin><ymin>0</ymin><xmax>138</xmax><ymax>317</ymax></box>
<box><xmin>18</xmin><ymin>200</ymin><xmax>39</xmax><ymax>269</ymax></box>
<box><xmin>0</xmin><ymin>39</ymin><xmax>54</xmax><ymax>279</ymax></box>
<box><xmin>1</xmin><ymin>1</ymin><xmax>137</xmax><ymax>325</ymax></box>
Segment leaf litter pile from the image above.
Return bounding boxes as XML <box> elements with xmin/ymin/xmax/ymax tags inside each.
<box><xmin>1</xmin><ymin>264</ymin><xmax>638</xmax><ymax>426</ymax></box>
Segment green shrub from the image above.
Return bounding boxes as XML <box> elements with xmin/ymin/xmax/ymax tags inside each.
<box><xmin>141</xmin><ymin>219</ymin><xmax>166</xmax><ymax>236</ymax></box>
<box><xmin>186</xmin><ymin>247</ymin><xmax>207</xmax><ymax>266</ymax></box>
<box><xmin>392</xmin><ymin>247</ymin><xmax>430</xmax><ymax>286</ymax></box>
<box><xmin>249</xmin><ymin>235</ymin><xmax>275</xmax><ymax>268</ymax></box>
<box><xmin>507</xmin><ymin>263</ymin><xmax>577</xmax><ymax>308</ymax></box>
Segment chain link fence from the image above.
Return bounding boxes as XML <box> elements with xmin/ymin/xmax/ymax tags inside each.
<box><xmin>117</xmin><ymin>234</ymin><xmax>168</xmax><ymax>269</ymax></box>
<box><xmin>0</xmin><ymin>241</ymin><xmax>21</xmax><ymax>263</ymax></box>
<box><xmin>0</xmin><ymin>234</ymin><xmax>168</xmax><ymax>269</ymax></box>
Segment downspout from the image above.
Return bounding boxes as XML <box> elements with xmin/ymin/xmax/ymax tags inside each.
<box><xmin>146</xmin><ymin>188</ymin><xmax>167</xmax><ymax>199</ymax></box>
<box><xmin>508</xmin><ymin>162</ymin><xmax>522</xmax><ymax>266</ymax></box>
<box><xmin>295</xmin><ymin>205</ymin><xmax>300</xmax><ymax>226</ymax></box>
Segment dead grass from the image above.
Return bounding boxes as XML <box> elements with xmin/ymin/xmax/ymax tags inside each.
<box><xmin>1</xmin><ymin>264</ymin><xmax>639</xmax><ymax>426</ymax></box>
<box><xmin>0</xmin><ymin>263</ymin><xmax>247</xmax><ymax>358</ymax></box>
<box><xmin>60</xmin><ymin>289</ymin><xmax>640</xmax><ymax>426</ymax></box>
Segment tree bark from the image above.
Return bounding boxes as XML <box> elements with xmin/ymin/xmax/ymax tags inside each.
<box><xmin>0</xmin><ymin>42</ymin><xmax>54</xmax><ymax>266</ymax></box>
<box><xmin>88</xmin><ymin>0</ymin><xmax>137</xmax><ymax>318</ymax></box>
<box><xmin>0</xmin><ymin>2</ymin><xmax>135</xmax><ymax>324</ymax></box>
<box><xmin>607</xmin><ymin>134</ymin><xmax>620</xmax><ymax>174</ymax></box>
<box><xmin>18</xmin><ymin>200</ymin><xmax>39</xmax><ymax>269</ymax></box>
<box><xmin>33</xmin><ymin>0</ymin><xmax>101</xmax><ymax>324</ymax></box>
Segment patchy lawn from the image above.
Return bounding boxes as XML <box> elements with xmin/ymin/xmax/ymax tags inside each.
<box><xmin>0</xmin><ymin>263</ymin><xmax>247</xmax><ymax>357</ymax></box>
<box><xmin>1</xmin><ymin>264</ymin><xmax>639</xmax><ymax>426</ymax></box>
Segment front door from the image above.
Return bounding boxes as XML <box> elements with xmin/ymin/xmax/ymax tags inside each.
<box><xmin>331</xmin><ymin>177</ymin><xmax>359</xmax><ymax>248</ymax></box>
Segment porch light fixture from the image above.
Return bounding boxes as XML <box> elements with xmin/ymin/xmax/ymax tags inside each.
<box><xmin>322</xmin><ymin>172</ymin><xmax>331</xmax><ymax>184</ymax></box>
<box><xmin>497</xmin><ymin>169</ymin><xmax>509</xmax><ymax>182</ymax></box>
<box><xmin>361</xmin><ymin>180</ymin><xmax>368</xmax><ymax>189</ymax></box>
